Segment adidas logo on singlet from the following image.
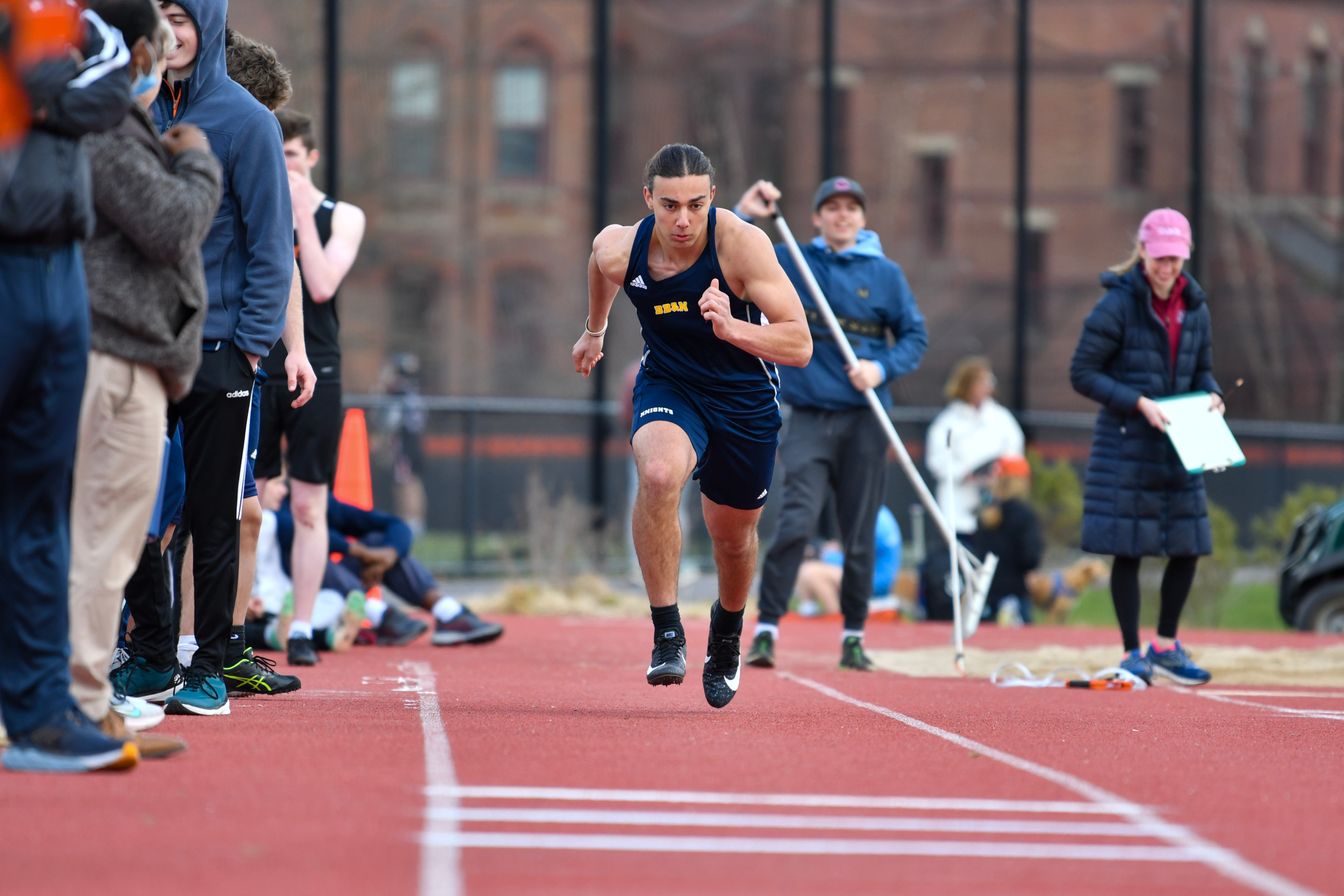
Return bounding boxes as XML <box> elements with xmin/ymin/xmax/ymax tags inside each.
<box><xmin>628</xmin><ymin>275</ymin><xmax>647</xmax><ymax>290</ymax></box>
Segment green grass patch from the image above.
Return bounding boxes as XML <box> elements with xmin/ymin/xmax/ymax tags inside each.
<box><xmin>1069</xmin><ymin>581</ymin><xmax>1286</xmax><ymax>631</ymax></box>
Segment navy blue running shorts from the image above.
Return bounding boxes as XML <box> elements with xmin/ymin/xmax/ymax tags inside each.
<box><xmin>630</xmin><ymin>371</ymin><xmax>780</xmax><ymax>510</ymax></box>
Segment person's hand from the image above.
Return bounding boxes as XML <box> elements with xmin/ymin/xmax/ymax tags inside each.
<box><xmin>244</xmin><ymin>351</ymin><xmax>260</xmax><ymax>372</ymax></box>
<box><xmin>1136</xmin><ymin>396</ymin><xmax>1169</xmax><ymax>432</ymax></box>
<box><xmin>162</xmin><ymin>123</ymin><xmax>209</xmax><ymax>156</ymax></box>
<box><xmin>1209</xmin><ymin>393</ymin><xmax>1226</xmax><ymax>416</ymax></box>
<box><xmin>845</xmin><ymin>359</ymin><xmax>884</xmax><ymax>392</ymax></box>
<box><xmin>735</xmin><ymin>179</ymin><xmax>780</xmax><ymax>218</ymax></box>
<box><xmin>699</xmin><ymin>278</ymin><xmax>736</xmax><ymax>341</ymax></box>
<box><xmin>285</xmin><ymin>349</ymin><xmax>317</xmax><ymax>408</ymax></box>
<box><xmin>358</xmin><ymin>546</ymin><xmax>399</xmax><ymax>589</ymax></box>
<box><xmin>572</xmin><ymin>328</ymin><xmax>605</xmax><ymax>377</ymax></box>
<box><xmin>288</xmin><ymin>170</ymin><xmax>316</xmax><ymax>219</ymax></box>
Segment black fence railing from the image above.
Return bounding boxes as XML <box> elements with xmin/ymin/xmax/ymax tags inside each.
<box><xmin>347</xmin><ymin>395</ymin><xmax>1344</xmax><ymax>577</ymax></box>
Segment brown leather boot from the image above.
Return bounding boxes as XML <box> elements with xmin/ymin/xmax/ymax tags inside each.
<box><xmin>98</xmin><ymin>709</ymin><xmax>187</xmax><ymax>760</ymax></box>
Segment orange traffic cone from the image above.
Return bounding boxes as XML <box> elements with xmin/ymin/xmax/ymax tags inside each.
<box><xmin>333</xmin><ymin>408</ymin><xmax>373</xmax><ymax>510</ymax></box>
<box><xmin>332</xmin><ymin>408</ymin><xmax>380</xmax><ymax>603</ymax></box>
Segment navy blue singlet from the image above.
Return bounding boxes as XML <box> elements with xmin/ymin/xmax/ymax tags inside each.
<box><xmin>623</xmin><ymin>209</ymin><xmax>780</xmax><ymax>410</ymax></box>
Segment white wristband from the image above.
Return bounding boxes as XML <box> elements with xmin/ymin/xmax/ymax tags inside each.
<box><xmin>584</xmin><ymin>316</ymin><xmax>608</xmax><ymax>338</ymax></box>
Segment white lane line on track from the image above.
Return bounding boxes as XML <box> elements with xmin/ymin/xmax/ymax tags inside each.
<box><xmin>430</xmin><ymin>785</ymin><xmax>1130</xmax><ymax>815</ymax></box>
<box><xmin>397</xmin><ymin>661</ymin><xmax>461</xmax><ymax>896</ymax></box>
<box><xmin>1181</xmin><ymin>689</ymin><xmax>1344</xmax><ymax>721</ymax></box>
<box><xmin>437</xmin><ymin>806</ymin><xmax>1160</xmax><ymax>837</ymax></box>
<box><xmin>780</xmin><ymin>672</ymin><xmax>1319</xmax><ymax>896</ymax></box>
<box><xmin>1202</xmin><ymin>690</ymin><xmax>1344</xmax><ymax>699</ymax></box>
<box><xmin>423</xmin><ymin>831</ymin><xmax>1198</xmax><ymax>862</ymax></box>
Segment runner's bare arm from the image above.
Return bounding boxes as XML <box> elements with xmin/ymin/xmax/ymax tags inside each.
<box><xmin>573</xmin><ymin>224</ymin><xmax>635</xmax><ymax>377</ymax></box>
<box><xmin>707</xmin><ymin>213</ymin><xmax>812</xmax><ymax>367</ymax></box>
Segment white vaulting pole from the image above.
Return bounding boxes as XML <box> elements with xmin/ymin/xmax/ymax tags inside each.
<box><xmin>771</xmin><ymin>212</ymin><xmax>988</xmax><ymax>672</ymax></box>
<box><xmin>944</xmin><ymin>433</ymin><xmax>965</xmax><ymax>671</ymax></box>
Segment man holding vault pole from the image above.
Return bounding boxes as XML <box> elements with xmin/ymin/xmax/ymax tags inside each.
<box><xmin>734</xmin><ymin>177</ymin><xmax>929</xmax><ymax>671</ymax></box>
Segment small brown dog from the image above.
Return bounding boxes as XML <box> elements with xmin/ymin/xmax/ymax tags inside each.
<box><xmin>1025</xmin><ymin>557</ymin><xmax>1109</xmax><ymax>625</ymax></box>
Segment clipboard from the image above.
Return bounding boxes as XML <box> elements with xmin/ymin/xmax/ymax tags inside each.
<box><xmin>1154</xmin><ymin>392</ymin><xmax>1245</xmax><ymax>474</ymax></box>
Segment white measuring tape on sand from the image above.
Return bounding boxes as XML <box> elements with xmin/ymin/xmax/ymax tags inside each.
<box><xmin>990</xmin><ymin>662</ymin><xmax>1148</xmax><ymax>691</ymax></box>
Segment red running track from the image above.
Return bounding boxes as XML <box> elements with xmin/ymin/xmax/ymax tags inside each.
<box><xmin>4</xmin><ymin>616</ymin><xmax>1339</xmax><ymax>896</ymax></box>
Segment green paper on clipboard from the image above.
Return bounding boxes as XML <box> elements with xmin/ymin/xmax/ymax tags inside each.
<box><xmin>1155</xmin><ymin>392</ymin><xmax>1245</xmax><ymax>474</ymax></box>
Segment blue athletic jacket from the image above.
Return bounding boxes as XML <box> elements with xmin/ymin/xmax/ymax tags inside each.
<box><xmin>776</xmin><ymin>230</ymin><xmax>928</xmax><ymax>410</ymax></box>
<box><xmin>151</xmin><ymin>0</ymin><xmax>290</xmax><ymax>358</ymax></box>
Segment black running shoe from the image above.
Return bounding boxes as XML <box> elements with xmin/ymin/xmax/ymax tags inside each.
<box><xmin>224</xmin><ymin>648</ymin><xmax>302</xmax><ymax>695</ymax></box>
<box><xmin>286</xmin><ymin>636</ymin><xmax>319</xmax><ymax>666</ymax></box>
<box><xmin>839</xmin><ymin>635</ymin><xmax>875</xmax><ymax>671</ymax></box>
<box><xmin>375</xmin><ymin>605</ymin><xmax>429</xmax><ymax>646</ymax></box>
<box><xmin>745</xmin><ymin>631</ymin><xmax>775</xmax><ymax>668</ymax></box>
<box><xmin>432</xmin><ymin>608</ymin><xmax>504</xmax><ymax>646</ymax></box>
<box><xmin>646</xmin><ymin>628</ymin><xmax>686</xmax><ymax>686</ymax></box>
<box><xmin>703</xmin><ymin>619</ymin><xmax>742</xmax><ymax>709</ymax></box>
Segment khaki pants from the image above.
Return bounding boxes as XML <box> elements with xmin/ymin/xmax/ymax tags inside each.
<box><xmin>68</xmin><ymin>352</ymin><xmax>167</xmax><ymax>720</ymax></box>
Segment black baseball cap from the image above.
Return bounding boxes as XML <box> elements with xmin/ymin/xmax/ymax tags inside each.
<box><xmin>813</xmin><ymin>176</ymin><xmax>866</xmax><ymax>211</ymax></box>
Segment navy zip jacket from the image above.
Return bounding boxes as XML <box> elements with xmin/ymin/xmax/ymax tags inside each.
<box><xmin>775</xmin><ymin>230</ymin><xmax>927</xmax><ymax>410</ymax></box>
<box><xmin>1070</xmin><ymin>265</ymin><xmax>1220</xmax><ymax>558</ymax></box>
<box><xmin>151</xmin><ymin>0</ymin><xmax>290</xmax><ymax>359</ymax></box>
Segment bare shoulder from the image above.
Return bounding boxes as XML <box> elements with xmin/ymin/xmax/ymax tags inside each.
<box><xmin>331</xmin><ymin>200</ymin><xmax>366</xmax><ymax>233</ymax></box>
<box><xmin>713</xmin><ymin>208</ymin><xmax>777</xmax><ymax>295</ymax></box>
<box><xmin>714</xmin><ymin>208</ymin><xmax>773</xmax><ymax>261</ymax></box>
<box><xmin>592</xmin><ymin>222</ymin><xmax>637</xmax><ymax>282</ymax></box>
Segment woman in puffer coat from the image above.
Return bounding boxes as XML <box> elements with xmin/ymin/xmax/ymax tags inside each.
<box><xmin>1069</xmin><ymin>208</ymin><xmax>1223</xmax><ymax>687</ymax></box>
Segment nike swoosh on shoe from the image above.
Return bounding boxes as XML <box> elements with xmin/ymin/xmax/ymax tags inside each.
<box><xmin>705</xmin><ymin>657</ymin><xmax>741</xmax><ymax>693</ymax></box>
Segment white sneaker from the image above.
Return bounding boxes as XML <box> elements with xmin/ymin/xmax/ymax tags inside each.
<box><xmin>110</xmin><ymin>692</ymin><xmax>166</xmax><ymax>732</ymax></box>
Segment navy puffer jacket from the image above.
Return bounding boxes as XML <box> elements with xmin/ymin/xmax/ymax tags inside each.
<box><xmin>1069</xmin><ymin>265</ymin><xmax>1221</xmax><ymax>557</ymax></box>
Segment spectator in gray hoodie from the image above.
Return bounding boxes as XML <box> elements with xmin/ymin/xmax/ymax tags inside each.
<box><xmin>67</xmin><ymin>0</ymin><xmax>221</xmax><ymax>755</ymax></box>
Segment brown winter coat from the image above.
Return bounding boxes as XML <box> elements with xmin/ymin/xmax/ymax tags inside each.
<box><xmin>82</xmin><ymin>104</ymin><xmax>221</xmax><ymax>401</ymax></box>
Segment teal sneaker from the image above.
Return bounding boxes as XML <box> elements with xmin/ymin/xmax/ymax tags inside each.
<box><xmin>1146</xmin><ymin>641</ymin><xmax>1211</xmax><ymax>686</ymax></box>
<box><xmin>109</xmin><ymin>655</ymin><xmax>180</xmax><ymax>703</ymax></box>
<box><xmin>164</xmin><ymin>667</ymin><xmax>231</xmax><ymax>716</ymax></box>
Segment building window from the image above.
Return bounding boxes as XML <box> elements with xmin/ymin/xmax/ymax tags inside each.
<box><xmin>388</xmin><ymin>59</ymin><xmax>442</xmax><ymax>179</ymax></box>
<box><xmin>1240</xmin><ymin>41</ymin><xmax>1268</xmax><ymax>192</ymax></box>
<box><xmin>387</xmin><ymin>264</ymin><xmax>441</xmax><ymax>381</ymax></box>
<box><xmin>918</xmin><ymin>154</ymin><xmax>949</xmax><ymax>253</ymax></box>
<box><xmin>1303</xmin><ymin>46</ymin><xmax>1329</xmax><ymax>194</ymax></box>
<box><xmin>748</xmin><ymin>72</ymin><xmax>785</xmax><ymax>184</ymax></box>
<box><xmin>1116</xmin><ymin>84</ymin><xmax>1150</xmax><ymax>189</ymax></box>
<box><xmin>1025</xmin><ymin>227</ymin><xmax>1048</xmax><ymax>297</ymax></box>
<box><xmin>493</xmin><ymin>47</ymin><xmax>549</xmax><ymax>180</ymax></box>
<box><xmin>491</xmin><ymin>267</ymin><xmax>548</xmax><ymax>393</ymax></box>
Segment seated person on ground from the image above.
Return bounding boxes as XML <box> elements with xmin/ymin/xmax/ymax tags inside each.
<box><xmin>794</xmin><ymin>505</ymin><xmax>901</xmax><ymax>617</ymax></box>
<box><xmin>247</xmin><ymin>480</ymin><xmax>364</xmax><ymax>653</ymax></box>
<box><xmin>275</xmin><ymin>490</ymin><xmax>504</xmax><ymax>647</ymax></box>
<box><xmin>968</xmin><ymin>455</ymin><xmax>1043</xmax><ymax>626</ymax></box>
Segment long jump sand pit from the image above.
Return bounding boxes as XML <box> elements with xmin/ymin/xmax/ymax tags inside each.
<box><xmin>870</xmin><ymin>643</ymin><xmax>1344</xmax><ymax>687</ymax></box>
<box><xmin>470</xmin><ymin>577</ymin><xmax>1344</xmax><ymax>687</ymax></box>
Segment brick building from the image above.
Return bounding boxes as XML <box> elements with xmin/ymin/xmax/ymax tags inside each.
<box><xmin>229</xmin><ymin>0</ymin><xmax>1344</xmax><ymax>420</ymax></box>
